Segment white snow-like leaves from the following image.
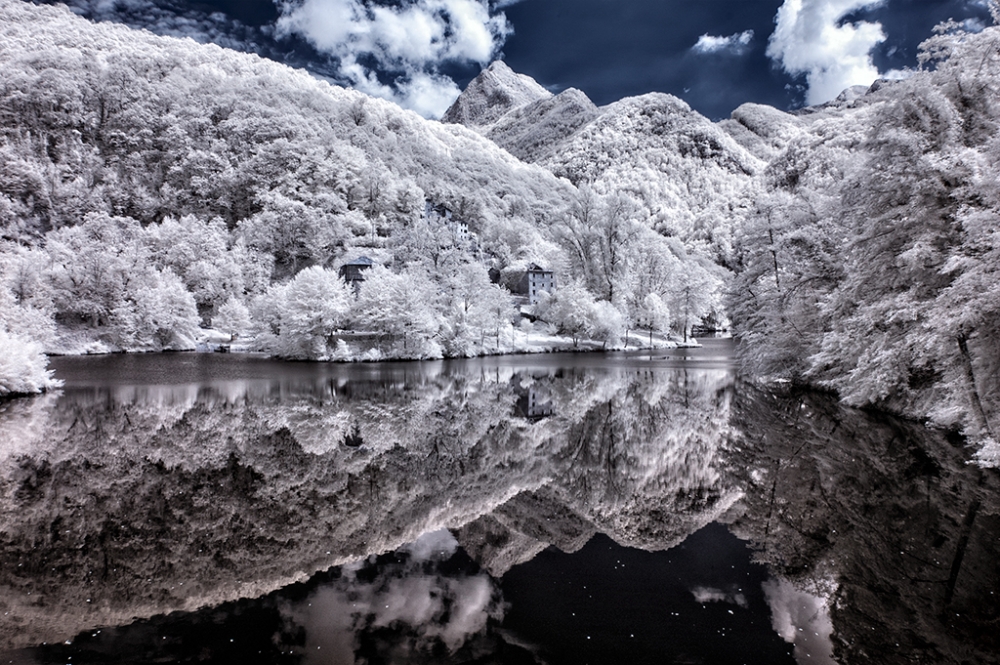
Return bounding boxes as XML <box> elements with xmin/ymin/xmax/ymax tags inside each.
<box><xmin>730</xmin><ymin>21</ymin><xmax>1000</xmax><ymax>455</ymax></box>
<box><xmin>0</xmin><ymin>0</ymin><xmax>998</xmax><ymax>464</ymax></box>
<box><xmin>0</xmin><ymin>329</ymin><xmax>60</xmax><ymax>397</ymax></box>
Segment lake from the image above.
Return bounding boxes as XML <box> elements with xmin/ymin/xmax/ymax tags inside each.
<box><xmin>0</xmin><ymin>339</ymin><xmax>997</xmax><ymax>664</ymax></box>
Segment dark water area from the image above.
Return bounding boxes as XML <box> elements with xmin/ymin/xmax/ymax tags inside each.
<box><xmin>0</xmin><ymin>340</ymin><xmax>997</xmax><ymax>664</ymax></box>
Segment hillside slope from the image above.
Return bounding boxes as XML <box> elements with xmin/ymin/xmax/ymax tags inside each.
<box><xmin>445</xmin><ymin>70</ymin><xmax>763</xmax><ymax>264</ymax></box>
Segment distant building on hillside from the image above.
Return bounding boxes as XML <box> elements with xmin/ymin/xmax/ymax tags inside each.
<box><xmin>516</xmin><ymin>263</ymin><xmax>555</xmax><ymax>305</ymax></box>
<box><xmin>424</xmin><ymin>200</ymin><xmax>473</xmax><ymax>250</ymax></box>
<box><xmin>339</xmin><ymin>256</ymin><xmax>374</xmax><ymax>294</ymax></box>
<box><xmin>424</xmin><ymin>200</ymin><xmax>451</xmax><ymax>219</ymax></box>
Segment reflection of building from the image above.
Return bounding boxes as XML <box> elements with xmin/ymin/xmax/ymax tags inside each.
<box><xmin>338</xmin><ymin>256</ymin><xmax>374</xmax><ymax>294</ymax></box>
<box><xmin>510</xmin><ymin>374</ymin><xmax>553</xmax><ymax>420</ymax></box>
<box><xmin>516</xmin><ymin>263</ymin><xmax>554</xmax><ymax>305</ymax></box>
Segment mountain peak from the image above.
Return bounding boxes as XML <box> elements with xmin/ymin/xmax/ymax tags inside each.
<box><xmin>442</xmin><ymin>60</ymin><xmax>552</xmax><ymax>128</ymax></box>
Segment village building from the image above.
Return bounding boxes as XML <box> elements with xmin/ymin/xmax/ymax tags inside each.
<box><xmin>424</xmin><ymin>200</ymin><xmax>474</xmax><ymax>251</ymax></box>
<box><xmin>338</xmin><ymin>256</ymin><xmax>374</xmax><ymax>294</ymax></box>
<box><xmin>516</xmin><ymin>263</ymin><xmax>555</xmax><ymax>305</ymax></box>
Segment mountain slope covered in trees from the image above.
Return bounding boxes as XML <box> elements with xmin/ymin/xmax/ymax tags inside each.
<box><xmin>0</xmin><ymin>0</ymin><xmax>998</xmax><ymax>461</ymax></box>
<box><xmin>725</xmin><ymin>23</ymin><xmax>1000</xmax><ymax>459</ymax></box>
<box><xmin>0</xmin><ymin>0</ymin><xmax>728</xmax><ymax>380</ymax></box>
<box><xmin>445</xmin><ymin>63</ymin><xmax>761</xmax><ymax>266</ymax></box>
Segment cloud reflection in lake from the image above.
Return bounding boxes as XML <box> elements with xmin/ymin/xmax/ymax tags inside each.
<box><xmin>0</xmin><ymin>345</ymin><xmax>996</xmax><ymax>664</ymax></box>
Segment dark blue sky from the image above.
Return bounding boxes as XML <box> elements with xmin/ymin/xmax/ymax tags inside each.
<box><xmin>500</xmin><ymin>0</ymin><xmax>793</xmax><ymax>115</ymax></box>
<box><xmin>497</xmin><ymin>0</ymin><xmax>989</xmax><ymax>117</ymax></box>
<box><xmin>45</xmin><ymin>0</ymin><xmax>992</xmax><ymax>119</ymax></box>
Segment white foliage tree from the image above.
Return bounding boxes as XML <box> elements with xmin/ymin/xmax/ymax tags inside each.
<box><xmin>589</xmin><ymin>300</ymin><xmax>625</xmax><ymax>349</ymax></box>
<box><xmin>353</xmin><ymin>265</ymin><xmax>442</xmax><ymax>357</ymax></box>
<box><xmin>636</xmin><ymin>293</ymin><xmax>670</xmax><ymax>348</ymax></box>
<box><xmin>0</xmin><ymin>328</ymin><xmax>60</xmax><ymax>396</ymax></box>
<box><xmin>0</xmin><ymin>283</ymin><xmax>60</xmax><ymax>395</ymax></box>
<box><xmin>45</xmin><ymin>212</ymin><xmax>148</xmax><ymax>329</ymax></box>
<box><xmin>536</xmin><ymin>280</ymin><xmax>597</xmax><ymax>347</ymax></box>
<box><xmin>256</xmin><ymin>266</ymin><xmax>353</xmax><ymax>359</ymax></box>
<box><xmin>212</xmin><ymin>296</ymin><xmax>252</xmax><ymax>339</ymax></box>
<box><xmin>145</xmin><ymin>215</ymin><xmax>246</xmax><ymax>313</ymax></box>
<box><xmin>441</xmin><ymin>262</ymin><xmax>516</xmax><ymax>356</ymax></box>
<box><xmin>111</xmin><ymin>269</ymin><xmax>201</xmax><ymax>351</ymax></box>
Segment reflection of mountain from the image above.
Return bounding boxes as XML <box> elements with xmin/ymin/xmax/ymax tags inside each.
<box><xmin>727</xmin><ymin>384</ymin><xmax>1000</xmax><ymax>665</ymax></box>
<box><xmin>3</xmin><ymin>355</ymin><xmax>997</xmax><ymax>663</ymax></box>
<box><xmin>0</xmin><ymin>357</ymin><xmax>737</xmax><ymax>649</ymax></box>
<box><xmin>460</xmin><ymin>366</ymin><xmax>741</xmax><ymax>574</ymax></box>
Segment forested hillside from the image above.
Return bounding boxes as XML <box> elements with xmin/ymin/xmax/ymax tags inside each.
<box><xmin>0</xmin><ymin>0</ymin><xmax>725</xmax><ymax>394</ymax></box>
<box><xmin>0</xmin><ymin>0</ymin><xmax>997</xmax><ymax>461</ymax></box>
<box><xmin>726</xmin><ymin>20</ymin><xmax>1000</xmax><ymax>460</ymax></box>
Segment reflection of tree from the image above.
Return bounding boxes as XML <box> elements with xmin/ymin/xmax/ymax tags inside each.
<box><xmin>727</xmin><ymin>383</ymin><xmax>1000</xmax><ymax>665</ymax></box>
<box><xmin>459</xmin><ymin>367</ymin><xmax>741</xmax><ymax>569</ymax></box>
<box><xmin>0</xmin><ymin>375</ymin><xmax>521</xmax><ymax>649</ymax></box>
<box><xmin>0</xmin><ymin>359</ymin><xmax>738</xmax><ymax>650</ymax></box>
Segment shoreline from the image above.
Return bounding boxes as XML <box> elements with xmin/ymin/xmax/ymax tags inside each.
<box><xmin>44</xmin><ymin>327</ymin><xmax>709</xmax><ymax>362</ymax></box>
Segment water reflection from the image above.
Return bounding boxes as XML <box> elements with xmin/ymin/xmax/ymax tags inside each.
<box><xmin>762</xmin><ymin>577</ymin><xmax>835</xmax><ymax>665</ymax></box>
<box><xmin>729</xmin><ymin>385</ymin><xmax>1000</xmax><ymax>665</ymax></box>
<box><xmin>287</xmin><ymin>530</ymin><xmax>502</xmax><ymax>665</ymax></box>
<box><xmin>0</xmin><ymin>346</ymin><xmax>996</xmax><ymax>664</ymax></box>
<box><xmin>0</xmin><ymin>351</ymin><xmax>737</xmax><ymax>655</ymax></box>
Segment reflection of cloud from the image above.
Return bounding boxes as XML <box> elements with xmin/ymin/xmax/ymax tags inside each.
<box><xmin>767</xmin><ymin>0</ymin><xmax>886</xmax><ymax>105</ymax></box>
<box><xmin>762</xmin><ymin>577</ymin><xmax>836</xmax><ymax>665</ymax></box>
<box><xmin>690</xmin><ymin>585</ymin><xmax>748</xmax><ymax>608</ymax></box>
<box><xmin>692</xmin><ymin>30</ymin><xmax>754</xmax><ymax>55</ymax></box>
<box><xmin>275</xmin><ymin>0</ymin><xmax>512</xmax><ymax>117</ymax></box>
<box><xmin>403</xmin><ymin>528</ymin><xmax>460</xmax><ymax>560</ymax></box>
<box><xmin>289</xmin><ymin>529</ymin><xmax>502</xmax><ymax>664</ymax></box>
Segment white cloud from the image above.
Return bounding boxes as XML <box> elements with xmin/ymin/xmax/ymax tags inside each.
<box><xmin>880</xmin><ymin>68</ymin><xmax>913</xmax><ymax>81</ymax></box>
<box><xmin>692</xmin><ymin>30</ymin><xmax>755</xmax><ymax>55</ymax></box>
<box><xmin>961</xmin><ymin>16</ymin><xmax>989</xmax><ymax>32</ymax></box>
<box><xmin>276</xmin><ymin>0</ymin><xmax>512</xmax><ymax>117</ymax></box>
<box><xmin>766</xmin><ymin>0</ymin><xmax>887</xmax><ymax>105</ymax></box>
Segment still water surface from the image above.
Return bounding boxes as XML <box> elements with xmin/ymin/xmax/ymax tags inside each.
<box><xmin>0</xmin><ymin>340</ymin><xmax>996</xmax><ymax>664</ymax></box>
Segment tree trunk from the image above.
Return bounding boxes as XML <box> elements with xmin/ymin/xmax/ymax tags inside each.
<box><xmin>943</xmin><ymin>497</ymin><xmax>981</xmax><ymax>607</ymax></box>
<box><xmin>957</xmin><ymin>334</ymin><xmax>995</xmax><ymax>439</ymax></box>
<box><xmin>769</xmin><ymin>227</ymin><xmax>780</xmax><ymax>290</ymax></box>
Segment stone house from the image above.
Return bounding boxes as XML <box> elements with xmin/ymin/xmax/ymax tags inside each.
<box><xmin>516</xmin><ymin>263</ymin><xmax>555</xmax><ymax>305</ymax></box>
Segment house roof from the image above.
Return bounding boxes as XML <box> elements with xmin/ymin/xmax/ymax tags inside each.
<box><xmin>343</xmin><ymin>256</ymin><xmax>374</xmax><ymax>266</ymax></box>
